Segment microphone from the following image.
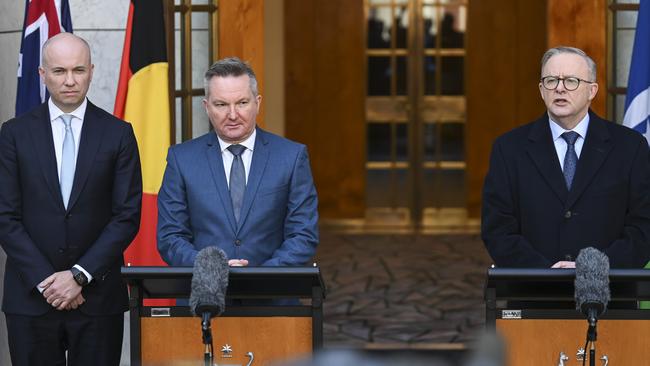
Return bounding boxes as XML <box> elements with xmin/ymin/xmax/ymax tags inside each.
<box><xmin>574</xmin><ymin>247</ymin><xmax>610</xmax><ymax>331</ymax></box>
<box><xmin>190</xmin><ymin>246</ymin><xmax>230</xmax><ymax>321</ymax></box>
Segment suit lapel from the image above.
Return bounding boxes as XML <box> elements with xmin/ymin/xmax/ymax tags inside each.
<box><xmin>205</xmin><ymin>133</ymin><xmax>238</xmax><ymax>233</ymax></box>
<box><xmin>67</xmin><ymin>102</ymin><xmax>103</xmax><ymax>211</ymax></box>
<box><xmin>566</xmin><ymin>113</ymin><xmax>612</xmax><ymax>208</ymax></box>
<box><xmin>526</xmin><ymin>115</ymin><xmax>569</xmax><ymax>203</ymax></box>
<box><xmin>237</xmin><ymin>128</ymin><xmax>269</xmax><ymax>233</ymax></box>
<box><xmin>29</xmin><ymin>104</ymin><xmax>64</xmax><ymax>209</ymax></box>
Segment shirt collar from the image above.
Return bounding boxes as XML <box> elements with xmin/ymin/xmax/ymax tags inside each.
<box><xmin>217</xmin><ymin>128</ymin><xmax>257</xmax><ymax>153</ymax></box>
<box><xmin>48</xmin><ymin>98</ymin><xmax>88</xmax><ymax>124</ymax></box>
<box><xmin>549</xmin><ymin>113</ymin><xmax>590</xmax><ymax>141</ymax></box>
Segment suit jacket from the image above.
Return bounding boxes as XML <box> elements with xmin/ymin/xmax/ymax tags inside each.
<box><xmin>157</xmin><ymin>128</ymin><xmax>319</xmax><ymax>267</ymax></box>
<box><xmin>0</xmin><ymin>102</ymin><xmax>142</xmax><ymax>316</ymax></box>
<box><xmin>481</xmin><ymin>111</ymin><xmax>650</xmax><ymax>268</ymax></box>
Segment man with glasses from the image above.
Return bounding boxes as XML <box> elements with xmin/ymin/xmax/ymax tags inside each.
<box><xmin>481</xmin><ymin>46</ymin><xmax>650</xmax><ymax>268</ymax></box>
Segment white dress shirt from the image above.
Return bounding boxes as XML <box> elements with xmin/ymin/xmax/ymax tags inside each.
<box><xmin>48</xmin><ymin>98</ymin><xmax>86</xmax><ymax>181</ymax></box>
<box><xmin>549</xmin><ymin>113</ymin><xmax>590</xmax><ymax>171</ymax></box>
<box><xmin>217</xmin><ymin>129</ymin><xmax>256</xmax><ymax>187</ymax></box>
<box><xmin>45</xmin><ymin>98</ymin><xmax>93</xmax><ymax>284</ymax></box>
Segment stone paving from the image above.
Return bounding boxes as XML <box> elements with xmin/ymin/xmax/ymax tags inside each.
<box><xmin>314</xmin><ymin>231</ymin><xmax>493</xmax><ymax>348</ymax></box>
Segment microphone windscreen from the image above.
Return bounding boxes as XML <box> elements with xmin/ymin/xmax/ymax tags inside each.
<box><xmin>574</xmin><ymin>247</ymin><xmax>610</xmax><ymax>314</ymax></box>
<box><xmin>189</xmin><ymin>246</ymin><xmax>229</xmax><ymax>317</ymax></box>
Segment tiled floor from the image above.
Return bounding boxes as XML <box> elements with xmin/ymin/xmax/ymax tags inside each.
<box><xmin>314</xmin><ymin>231</ymin><xmax>493</xmax><ymax>348</ymax></box>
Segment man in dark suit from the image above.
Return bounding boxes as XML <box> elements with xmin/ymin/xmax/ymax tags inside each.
<box><xmin>0</xmin><ymin>33</ymin><xmax>142</xmax><ymax>365</ymax></box>
<box><xmin>157</xmin><ymin>57</ymin><xmax>318</xmax><ymax>267</ymax></box>
<box><xmin>482</xmin><ymin>46</ymin><xmax>650</xmax><ymax>268</ymax></box>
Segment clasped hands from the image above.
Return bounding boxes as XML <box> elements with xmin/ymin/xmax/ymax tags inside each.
<box><xmin>38</xmin><ymin>270</ymin><xmax>85</xmax><ymax>311</ymax></box>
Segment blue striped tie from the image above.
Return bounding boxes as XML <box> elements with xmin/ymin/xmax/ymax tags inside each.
<box><xmin>227</xmin><ymin>144</ymin><xmax>246</xmax><ymax>223</ymax></box>
<box><xmin>60</xmin><ymin>115</ymin><xmax>76</xmax><ymax>208</ymax></box>
<box><xmin>561</xmin><ymin>131</ymin><xmax>579</xmax><ymax>190</ymax></box>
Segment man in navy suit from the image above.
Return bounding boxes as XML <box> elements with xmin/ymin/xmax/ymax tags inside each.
<box><xmin>0</xmin><ymin>33</ymin><xmax>142</xmax><ymax>365</ymax></box>
<box><xmin>482</xmin><ymin>46</ymin><xmax>650</xmax><ymax>268</ymax></box>
<box><xmin>157</xmin><ymin>57</ymin><xmax>318</xmax><ymax>267</ymax></box>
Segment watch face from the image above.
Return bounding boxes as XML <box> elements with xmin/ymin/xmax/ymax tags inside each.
<box><xmin>74</xmin><ymin>272</ymin><xmax>87</xmax><ymax>286</ymax></box>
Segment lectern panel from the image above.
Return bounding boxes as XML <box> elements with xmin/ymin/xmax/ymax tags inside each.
<box><xmin>497</xmin><ymin>319</ymin><xmax>650</xmax><ymax>365</ymax></box>
<box><xmin>141</xmin><ymin>317</ymin><xmax>312</xmax><ymax>365</ymax></box>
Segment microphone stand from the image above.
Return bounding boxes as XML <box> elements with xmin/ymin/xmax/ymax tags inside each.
<box><xmin>586</xmin><ymin>309</ymin><xmax>598</xmax><ymax>366</ymax></box>
<box><xmin>201</xmin><ymin>312</ymin><xmax>214</xmax><ymax>366</ymax></box>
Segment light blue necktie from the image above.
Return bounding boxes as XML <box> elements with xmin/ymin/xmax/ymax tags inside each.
<box><xmin>561</xmin><ymin>131</ymin><xmax>579</xmax><ymax>190</ymax></box>
<box><xmin>60</xmin><ymin>114</ymin><xmax>76</xmax><ymax>208</ymax></box>
<box><xmin>227</xmin><ymin>144</ymin><xmax>246</xmax><ymax>223</ymax></box>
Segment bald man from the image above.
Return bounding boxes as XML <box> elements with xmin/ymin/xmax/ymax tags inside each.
<box><xmin>0</xmin><ymin>33</ymin><xmax>142</xmax><ymax>365</ymax></box>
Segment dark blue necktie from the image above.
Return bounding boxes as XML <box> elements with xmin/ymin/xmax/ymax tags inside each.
<box><xmin>227</xmin><ymin>144</ymin><xmax>246</xmax><ymax>223</ymax></box>
<box><xmin>561</xmin><ymin>131</ymin><xmax>579</xmax><ymax>190</ymax></box>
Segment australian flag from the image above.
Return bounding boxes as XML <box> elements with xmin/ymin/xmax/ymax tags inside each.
<box><xmin>15</xmin><ymin>0</ymin><xmax>73</xmax><ymax>117</ymax></box>
<box><xmin>624</xmin><ymin>0</ymin><xmax>650</xmax><ymax>144</ymax></box>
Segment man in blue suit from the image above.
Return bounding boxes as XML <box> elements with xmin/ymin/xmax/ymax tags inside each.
<box><xmin>482</xmin><ymin>46</ymin><xmax>650</xmax><ymax>268</ymax></box>
<box><xmin>0</xmin><ymin>33</ymin><xmax>142</xmax><ymax>365</ymax></box>
<box><xmin>157</xmin><ymin>57</ymin><xmax>318</xmax><ymax>267</ymax></box>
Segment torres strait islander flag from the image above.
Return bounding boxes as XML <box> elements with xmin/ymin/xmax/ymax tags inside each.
<box><xmin>115</xmin><ymin>0</ymin><xmax>171</xmax><ymax>279</ymax></box>
<box><xmin>16</xmin><ymin>0</ymin><xmax>72</xmax><ymax>116</ymax></box>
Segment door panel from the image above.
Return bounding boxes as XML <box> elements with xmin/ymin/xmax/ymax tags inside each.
<box><xmin>365</xmin><ymin>0</ymin><xmax>468</xmax><ymax>228</ymax></box>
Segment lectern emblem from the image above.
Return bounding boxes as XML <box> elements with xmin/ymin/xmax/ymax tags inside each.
<box><xmin>221</xmin><ymin>344</ymin><xmax>233</xmax><ymax>358</ymax></box>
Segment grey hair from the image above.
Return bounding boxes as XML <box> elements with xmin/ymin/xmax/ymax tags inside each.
<box><xmin>204</xmin><ymin>57</ymin><xmax>258</xmax><ymax>97</ymax></box>
<box><xmin>541</xmin><ymin>46</ymin><xmax>597</xmax><ymax>82</ymax></box>
<box><xmin>41</xmin><ymin>32</ymin><xmax>92</xmax><ymax>66</ymax></box>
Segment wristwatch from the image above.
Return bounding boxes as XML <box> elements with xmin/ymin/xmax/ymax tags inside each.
<box><xmin>70</xmin><ymin>267</ymin><xmax>89</xmax><ymax>287</ymax></box>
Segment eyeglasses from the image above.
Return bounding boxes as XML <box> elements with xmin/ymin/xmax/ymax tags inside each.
<box><xmin>540</xmin><ymin>76</ymin><xmax>594</xmax><ymax>91</ymax></box>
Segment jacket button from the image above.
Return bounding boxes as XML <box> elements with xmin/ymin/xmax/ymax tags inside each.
<box><xmin>564</xmin><ymin>211</ymin><xmax>572</xmax><ymax>218</ymax></box>
<box><xmin>234</xmin><ymin>239</ymin><xmax>241</xmax><ymax>246</ymax></box>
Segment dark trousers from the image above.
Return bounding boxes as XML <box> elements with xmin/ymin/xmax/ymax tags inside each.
<box><xmin>5</xmin><ymin>309</ymin><xmax>123</xmax><ymax>366</ymax></box>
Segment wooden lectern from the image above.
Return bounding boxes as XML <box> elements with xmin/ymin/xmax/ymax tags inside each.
<box><xmin>485</xmin><ymin>268</ymin><xmax>650</xmax><ymax>365</ymax></box>
<box><xmin>122</xmin><ymin>266</ymin><xmax>326</xmax><ymax>366</ymax></box>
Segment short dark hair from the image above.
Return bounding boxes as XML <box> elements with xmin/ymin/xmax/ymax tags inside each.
<box><xmin>204</xmin><ymin>57</ymin><xmax>258</xmax><ymax>97</ymax></box>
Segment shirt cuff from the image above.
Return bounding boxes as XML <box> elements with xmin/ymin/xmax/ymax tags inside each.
<box><xmin>73</xmin><ymin>264</ymin><xmax>93</xmax><ymax>283</ymax></box>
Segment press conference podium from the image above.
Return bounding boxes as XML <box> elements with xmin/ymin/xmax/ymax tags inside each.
<box><xmin>485</xmin><ymin>268</ymin><xmax>650</xmax><ymax>365</ymax></box>
<box><xmin>122</xmin><ymin>266</ymin><xmax>326</xmax><ymax>366</ymax></box>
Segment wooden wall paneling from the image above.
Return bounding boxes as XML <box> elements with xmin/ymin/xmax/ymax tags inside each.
<box><xmin>547</xmin><ymin>0</ymin><xmax>607</xmax><ymax>117</ymax></box>
<box><xmin>285</xmin><ymin>0</ymin><xmax>366</xmax><ymax>218</ymax></box>
<box><xmin>219</xmin><ymin>0</ymin><xmax>266</xmax><ymax>126</ymax></box>
<box><xmin>465</xmin><ymin>0</ymin><xmax>547</xmax><ymax>218</ymax></box>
